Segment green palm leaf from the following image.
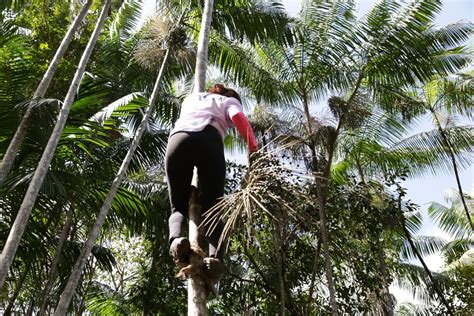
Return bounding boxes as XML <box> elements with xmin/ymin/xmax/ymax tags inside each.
<box><xmin>399</xmin><ymin>236</ymin><xmax>447</xmax><ymax>261</ymax></box>
<box><xmin>108</xmin><ymin>0</ymin><xmax>144</xmax><ymax>40</ymax></box>
<box><xmin>429</xmin><ymin>197</ymin><xmax>472</xmax><ymax>239</ymax></box>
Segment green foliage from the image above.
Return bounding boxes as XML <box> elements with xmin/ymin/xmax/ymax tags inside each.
<box><xmin>1</xmin><ymin>0</ymin><xmax>473</xmax><ymax>314</ymax></box>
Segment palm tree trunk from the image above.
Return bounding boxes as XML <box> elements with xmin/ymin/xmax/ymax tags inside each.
<box><xmin>0</xmin><ymin>0</ymin><xmax>93</xmax><ymax>186</ymax></box>
<box><xmin>0</xmin><ymin>0</ymin><xmax>110</xmax><ymax>290</ymax></box>
<box><xmin>429</xmin><ymin>107</ymin><xmax>473</xmax><ymax>230</ymax></box>
<box><xmin>55</xmin><ymin>47</ymin><xmax>170</xmax><ymax>316</ymax></box>
<box><xmin>188</xmin><ymin>185</ymin><xmax>208</xmax><ymax>315</ymax></box>
<box><xmin>398</xmin><ymin>197</ymin><xmax>453</xmax><ymax>313</ymax></box>
<box><xmin>314</xmin><ymin>178</ymin><xmax>337</xmax><ymax>314</ymax></box>
<box><xmin>273</xmin><ymin>219</ymin><xmax>286</xmax><ymax>316</ymax></box>
<box><xmin>378</xmin><ymin>250</ymin><xmax>393</xmax><ymax>315</ymax></box>
<box><xmin>306</xmin><ymin>237</ymin><xmax>321</xmax><ymax>316</ymax></box>
<box><xmin>25</xmin><ymin>300</ymin><xmax>35</xmax><ymax>316</ymax></box>
<box><xmin>188</xmin><ymin>0</ymin><xmax>214</xmax><ymax>315</ymax></box>
<box><xmin>193</xmin><ymin>0</ymin><xmax>214</xmax><ymax>93</ymax></box>
<box><xmin>39</xmin><ymin>206</ymin><xmax>74</xmax><ymax>316</ymax></box>
<box><xmin>302</xmin><ymin>85</ymin><xmax>337</xmax><ymax>314</ymax></box>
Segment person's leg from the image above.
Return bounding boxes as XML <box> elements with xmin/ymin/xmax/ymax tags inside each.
<box><xmin>165</xmin><ymin>132</ymin><xmax>195</xmax><ymax>244</ymax></box>
<box><xmin>196</xmin><ymin>126</ymin><xmax>226</xmax><ymax>259</ymax></box>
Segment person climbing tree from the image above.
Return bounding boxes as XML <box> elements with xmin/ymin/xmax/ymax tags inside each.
<box><xmin>166</xmin><ymin>83</ymin><xmax>258</xmax><ymax>282</ymax></box>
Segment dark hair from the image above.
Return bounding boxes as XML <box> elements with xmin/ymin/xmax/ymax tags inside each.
<box><xmin>207</xmin><ymin>83</ymin><xmax>241</xmax><ymax>103</ymax></box>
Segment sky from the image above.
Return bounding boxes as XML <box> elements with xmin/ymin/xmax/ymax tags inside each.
<box><xmin>140</xmin><ymin>0</ymin><xmax>473</xmax><ymax>305</ymax></box>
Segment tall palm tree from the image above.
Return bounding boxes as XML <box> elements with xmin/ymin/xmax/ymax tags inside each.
<box><xmin>0</xmin><ymin>0</ymin><xmax>112</xmax><ymax>290</ymax></box>
<box><xmin>396</xmin><ymin>74</ymin><xmax>474</xmax><ymax>229</ymax></box>
<box><xmin>207</xmin><ymin>0</ymin><xmax>471</xmax><ymax>313</ymax></box>
<box><xmin>55</xmin><ymin>28</ymin><xmax>172</xmax><ymax>316</ymax></box>
<box><xmin>0</xmin><ymin>0</ymin><xmax>93</xmax><ymax>186</ymax></box>
<box><xmin>186</xmin><ymin>0</ymin><xmax>215</xmax><ymax>313</ymax></box>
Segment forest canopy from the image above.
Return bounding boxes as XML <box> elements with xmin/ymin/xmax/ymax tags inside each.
<box><xmin>0</xmin><ymin>0</ymin><xmax>472</xmax><ymax>314</ymax></box>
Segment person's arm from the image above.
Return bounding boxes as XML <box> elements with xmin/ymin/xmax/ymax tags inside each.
<box><xmin>230</xmin><ymin>112</ymin><xmax>258</xmax><ymax>152</ymax></box>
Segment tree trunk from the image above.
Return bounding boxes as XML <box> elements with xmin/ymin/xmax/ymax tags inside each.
<box><xmin>39</xmin><ymin>206</ymin><xmax>74</xmax><ymax>316</ymax></box>
<box><xmin>0</xmin><ymin>0</ymin><xmax>109</xmax><ymax>290</ymax></box>
<box><xmin>188</xmin><ymin>179</ymin><xmax>208</xmax><ymax>316</ymax></box>
<box><xmin>302</xmin><ymin>85</ymin><xmax>337</xmax><ymax>313</ymax></box>
<box><xmin>273</xmin><ymin>218</ymin><xmax>286</xmax><ymax>316</ymax></box>
<box><xmin>25</xmin><ymin>299</ymin><xmax>35</xmax><ymax>316</ymax></box>
<box><xmin>306</xmin><ymin>237</ymin><xmax>321</xmax><ymax>316</ymax></box>
<box><xmin>429</xmin><ymin>107</ymin><xmax>473</xmax><ymax>230</ymax></box>
<box><xmin>193</xmin><ymin>0</ymin><xmax>214</xmax><ymax>93</ymax></box>
<box><xmin>55</xmin><ymin>46</ymin><xmax>170</xmax><ymax>315</ymax></box>
<box><xmin>378</xmin><ymin>250</ymin><xmax>393</xmax><ymax>315</ymax></box>
<box><xmin>314</xmin><ymin>178</ymin><xmax>337</xmax><ymax>315</ymax></box>
<box><xmin>0</xmin><ymin>0</ymin><xmax>93</xmax><ymax>186</ymax></box>
<box><xmin>188</xmin><ymin>0</ymin><xmax>214</xmax><ymax>315</ymax></box>
<box><xmin>399</xmin><ymin>197</ymin><xmax>453</xmax><ymax>313</ymax></box>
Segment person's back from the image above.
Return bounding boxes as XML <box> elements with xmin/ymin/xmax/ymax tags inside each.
<box><xmin>172</xmin><ymin>92</ymin><xmax>243</xmax><ymax>139</ymax></box>
<box><xmin>165</xmin><ymin>84</ymin><xmax>258</xmax><ymax>284</ymax></box>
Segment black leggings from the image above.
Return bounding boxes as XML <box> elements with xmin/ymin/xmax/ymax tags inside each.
<box><xmin>165</xmin><ymin>125</ymin><xmax>225</xmax><ymax>258</ymax></box>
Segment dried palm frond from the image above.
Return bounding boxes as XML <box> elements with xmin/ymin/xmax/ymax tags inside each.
<box><xmin>202</xmin><ymin>140</ymin><xmax>313</xmax><ymax>253</ymax></box>
<box><xmin>134</xmin><ymin>13</ymin><xmax>192</xmax><ymax>70</ymax></box>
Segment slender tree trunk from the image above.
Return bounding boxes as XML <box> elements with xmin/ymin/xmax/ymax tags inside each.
<box><xmin>193</xmin><ymin>0</ymin><xmax>214</xmax><ymax>93</ymax></box>
<box><xmin>188</xmin><ymin>183</ymin><xmax>208</xmax><ymax>316</ymax></box>
<box><xmin>273</xmin><ymin>219</ymin><xmax>286</xmax><ymax>316</ymax></box>
<box><xmin>378</xmin><ymin>250</ymin><xmax>393</xmax><ymax>315</ymax></box>
<box><xmin>39</xmin><ymin>207</ymin><xmax>74</xmax><ymax>316</ymax></box>
<box><xmin>306</xmin><ymin>237</ymin><xmax>322</xmax><ymax>316</ymax></box>
<box><xmin>0</xmin><ymin>0</ymin><xmax>110</xmax><ymax>290</ymax></box>
<box><xmin>188</xmin><ymin>0</ymin><xmax>214</xmax><ymax>315</ymax></box>
<box><xmin>398</xmin><ymin>197</ymin><xmax>453</xmax><ymax>313</ymax></box>
<box><xmin>313</xmin><ymin>178</ymin><xmax>337</xmax><ymax>314</ymax></box>
<box><xmin>55</xmin><ymin>47</ymin><xmax>170</xmax><ymax>316</ymax></box>
<box><xmin>302</xmin><ymin>86</ymin><xmax>337</xmax><ymax>314</ymax></box>
<box><xmin>429</xmin><ymin>107</ymin><xmax>473</xmax><ymax>230</ymax></box>
<box><xmin>25</xmin><ymin>300</ymin><xmax>35</xmax><ymax>316</ymax></box>
<box><xmin>0</xmin><ymin>0</ymin><xmax>93</xmax><ymax>186</ymax></box>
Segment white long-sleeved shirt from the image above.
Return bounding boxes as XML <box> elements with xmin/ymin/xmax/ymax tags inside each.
<box><xmin>170</xmin><ymin>93</ymin><xmax>243</xmax><ymax>139</ymax></box>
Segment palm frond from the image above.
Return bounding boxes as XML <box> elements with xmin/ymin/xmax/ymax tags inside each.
<box><xmin>90</xmin><ymin>92</ymin><xmax>148</xmax><ymax>125</ymax></box>
<box><xmin>428</xmin><ymin>199</ymin><xmax>472</xmax><ymax>239</ymax></box>
<box><xmin>441</xmin><ymin>238</ymin><xmax>473</xmax><ymax>264</ymax></box>
<box><xmin>202</xmin><ymin>146</ymin><xmax>310</xmax><ymax>252</ymax></box>
<box><xmin>0</xmin><ymin>0</ymin><xmax>31</xmax><ymax>11</ymax></box>
<box><xmin>393</xmin><ymin>262</ymin><xmax>432</xmax><ymax>304</ymax></box>
<box><xmin>399</xmin><ymin>236</ymin><xmax>447</xmax><ymax>261</ymax></box>
<box><xmin>86</xmin><ymin>281</ymin><xmax>130</xmax><ymax>316</ymax></box>
<box><xmin>388</xmin><ymin>126</ymin><xmax>474</xmax><ymax>177</ymax></box>
<box><xmin>208</xmin><ymin>35</ymin><xmax>289</xmax><ymax>105</ymax></box>
<box><xmin>443</xmin><ymin>248</ymin><xmax>474</xmax><ymax>273</ymax></box>
<box><xmin>404</xmin><ymin>210</ymin><xmax>424</xmax><ymax>235</ymax></box>
<box><xmin>395</xmin><ymin>301</ymin><xmax>432</xmax><ymax>316</ymax></box>
<box><xmin>212</xmin><ymin>0</ymin><xmax>293</xmax><ymax>46</ymax></box>
<box><xmin>108</xmin><ymin>0</ymin><xmax>144</xmax><ymax>40</ymax></box>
